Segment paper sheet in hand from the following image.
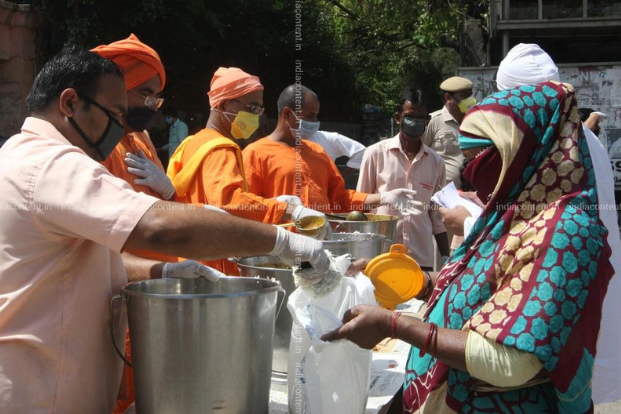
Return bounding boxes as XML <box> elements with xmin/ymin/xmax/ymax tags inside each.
<box><xmin>431</xmin><ymin>182</ymin><xmax>483</xmax><ymax>218</ymax></box>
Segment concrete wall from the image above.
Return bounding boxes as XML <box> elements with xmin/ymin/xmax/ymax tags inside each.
<box><xmin>459</xmin><ymin>63</ymin><xmax>621</xmax><ymax>188</ymax></box>
<box><xmin>0</xmin><ymin>0</ymin><xmax>41</xmax><ymax>139</ymax></box>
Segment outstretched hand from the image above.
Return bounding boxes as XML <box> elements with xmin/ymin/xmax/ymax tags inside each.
<box><xmin>321</xmin><ymin>305</ymin><xmax>393</xmax><ymax>349</ymax></box>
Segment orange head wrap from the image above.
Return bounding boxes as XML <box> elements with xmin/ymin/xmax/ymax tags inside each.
<box><xmin>91</xmin><ymin>33</ymin><xmax>166</xmax><ymax>91</ymax></box>
<box><xmin>207</xmin><ymin>67</ymin><xmax>263</xmax><ymax>109</ymax></box>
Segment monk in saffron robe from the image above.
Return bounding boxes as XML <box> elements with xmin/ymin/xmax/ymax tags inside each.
<box><xmin>243</xmin><ymin>84</ymin><xmax>420</xmax><ymax>215</ymax></box>
<box><xmin>167</xmin><ymin>68</ymin><xmax>327</xmax><ymax>273</ymax></box>
<box><xmin>93</xmin><ymin>34</ymin><xmax>222</xmax><ymax>414</ymax></box>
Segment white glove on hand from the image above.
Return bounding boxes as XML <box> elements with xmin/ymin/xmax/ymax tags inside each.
<box><xmin>203</xmin><ymin>204</ymin><xmax>230</xmax><ymax>214</ymax></box>
<box><xmin>380</xmin><ymin>188</ymin><xmax>423</xmax><ymax>214</ymax></box>
<box><xmin>270</xmin><ymin>226</ymin><xmax>330</xmax><ymax>282</ymax></box>
<box><xmin>162</xmin><ymin>260</ymin><xmax>225</xmax><ymax>282</ymax></box>
<box><xmin>125</xmin><ymin>150</ymin><xmax>175</xmax><ymax>200</ymax></box>
<box><xmin>291</xmin><ymin>205</ymin><xmax>330</xmax><ymax>240</ymax></box>
<box><xmin>275</xmin><ymin>195</ymin><xmax>303</xmax><ymax>206</ymax></box>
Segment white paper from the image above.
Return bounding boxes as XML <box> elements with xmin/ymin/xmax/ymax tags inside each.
<box><xmin>364</xmin><ymin>340</ymin><xmax>411</xmax><ymax>414</ymax></box>
<box><xmin>431</xmin><ymin>182</ymin><xmax>484</xmax><ymax>218</ymax></box>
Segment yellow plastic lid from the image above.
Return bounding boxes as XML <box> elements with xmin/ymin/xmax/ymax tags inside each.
<box><xmin>365</xmin><ymin>244</ymin><xmax>424</xmax><ymax>310</ymax></box>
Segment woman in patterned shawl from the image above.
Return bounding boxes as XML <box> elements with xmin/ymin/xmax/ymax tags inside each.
<box><xmin>323</xmin><ymin>80</ymin><xmax>613</xmax><ymax>413</ymax></box>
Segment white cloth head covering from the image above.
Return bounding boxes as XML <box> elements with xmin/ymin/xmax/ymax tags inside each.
<box><xmin>496</xmin><ymin>43</ymin><xmax>560</xmax><ymax>91</ymax></box>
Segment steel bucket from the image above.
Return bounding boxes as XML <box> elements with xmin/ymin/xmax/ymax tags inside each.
<box><xmin>111</xmin><ymin>277</ymin><xmax>284</xmax><ymax>414</ymax></box>
<box><xmin>328</xmin><ymin>213</ymin><xmax>399</xmax><ymax>241</ymax></box>
<box><xmin>322</xmin><ymin>232</ymin><xmax>392</xmax><ymax>259</ymax></box>
<box><xmin>236</xmin><ymin>256</ymin><xmax>293</xmax><ymax>376</ymax></box>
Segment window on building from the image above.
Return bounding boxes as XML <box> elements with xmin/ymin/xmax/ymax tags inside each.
<box><xmin>510</xmin><ymin>0</ymin><xmax>538</xmax><ymax>19</ymax></box>
<box><xmin>588</xmin><ymin>0</ymin><xmax>621</xmax><ymax>17</ymax></box>
<box><xmin>542</xmin><ymin>0</ymin><xmax>583</xmax><ymax>19</ymax></box>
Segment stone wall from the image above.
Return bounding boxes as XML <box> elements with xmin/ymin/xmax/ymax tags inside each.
<box><xmin>0</xmin><ymin>0</ymin><xmax>41</xmax><ymax>139</ymax></box>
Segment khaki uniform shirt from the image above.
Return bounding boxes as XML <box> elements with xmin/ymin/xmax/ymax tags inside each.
<box><xmin>423</xmin><ymin>106</ymin><xmax>465</xmax><ymax>188</ymax></box>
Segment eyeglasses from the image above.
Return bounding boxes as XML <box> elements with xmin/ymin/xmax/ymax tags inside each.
<box><xmin>233</xmin><ymin>99</ymin><xmax>265</xmax><ymax>115</ymax></box>
<box><xmin>130</xmin><ymin>90</ymin><xmax>164</xmax><ymax>110</ymax></box>
<box><xmin>76</xmin><ymin>91</ymin><xmax>119</xmax><ymax>121</ymax></box>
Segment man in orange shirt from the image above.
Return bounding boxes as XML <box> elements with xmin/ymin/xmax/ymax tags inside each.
<box><xmin>166</xmin><ymin>68</ymin><xmax>327</xmax><ymax>243</ymax></box>
<box><xmin>243</xmin><ymin>84</ymin><xmax>419</xmax><ymax>214</ymax></box>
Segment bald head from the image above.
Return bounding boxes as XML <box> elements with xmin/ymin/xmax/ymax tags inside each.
<box><xmin>277</xmin><ymin>84</ymin><xmax>318</xmax><ymax>115</ymax></box>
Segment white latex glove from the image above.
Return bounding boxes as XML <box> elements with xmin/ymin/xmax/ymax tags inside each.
<box><xmin>125</xmin><ymin>150</ymin><xmax>175</xmax><ymax>200</ymax></box>
<box><xmin>203</xmin><ymin>204</ymin><xmax>229</xmax><ymax>214</ymax></box>
<box><xmin>162</xmin><ymin>260</ymin><xmax>225</xmax><ymax>281</ymax></box>
<box><xmin>275</xmin><ymin>195</ymin><xmax>303</xmax><ymax>206</ymax></box>
<box><xmin>291</xmin><ymin>205</ymin><xmax>330</xmax><ymax>240</ymax></box>
<box><xmin>269</xmin><ymin>226</ymin><xmax>330</xmax><ymax>282</ymax></box>
<box><xmin>380</xmin><ymin>188</ymin><xmax>423</xmax><ymax>214</ymax></box>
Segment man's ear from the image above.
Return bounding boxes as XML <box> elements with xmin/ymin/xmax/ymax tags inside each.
<box><xmin>59</xmin><ymin>88</ymin><xmax>80</xmax><ymax>117</ymax></box>
<box><xmin>282</xmin><ymin>106</ymin><xmax>293</xmax><ymax>120</ymax></box>
<box><xmin>393</xmin><ymin>112</ymin><xmax>401</xmax><ymax>124</ymax></box>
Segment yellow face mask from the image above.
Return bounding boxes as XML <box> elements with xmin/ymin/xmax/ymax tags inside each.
<box><xmin>223</xmin><ymin>110</ymin><xmax>259</xmax><ymax>140</ymax></box>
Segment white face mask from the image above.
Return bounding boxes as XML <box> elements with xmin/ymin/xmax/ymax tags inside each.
<box><xmin>288</xmin><ymin>112</ymin><xmax>320</xmax><ymax>138</ymax></box>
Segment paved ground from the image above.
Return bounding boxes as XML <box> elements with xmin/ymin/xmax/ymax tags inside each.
<box><xmin>595</xmin><ymin>400</ymin><xmax>621</xmax><ymax>414</ymax></box>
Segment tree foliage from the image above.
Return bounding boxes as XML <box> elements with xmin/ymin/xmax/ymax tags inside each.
<box><xmin>12</xmin><ymin>0</ymin><xmax>488</xmax><ymax>120</ymax></box>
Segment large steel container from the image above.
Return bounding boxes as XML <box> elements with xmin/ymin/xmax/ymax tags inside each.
<box><xmin>111</xmin><ymin>277</ymin><xmax>283</xmax><ymax>414</ymax></box>
<box><xmin>328</xmin><ymin>213</ymin><xmax>399</xmax><ymax>241</ymax></box>
<box><xmin>322</xmin><ymin>232</ymin><xmax>391</xmax><ymax>259</ymax></box>
<box><xmin>236</xmin><ymin>256</ymin><xmax>294</xmax><ymax>375</ymax></box>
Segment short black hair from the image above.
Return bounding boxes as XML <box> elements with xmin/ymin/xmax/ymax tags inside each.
<box><xmin>277</xmin><ymin>84</ymin><xmax>318</xmax><ymax>115</ymax></box>
<box><xmin>26</xmin><ymin>45</ymin><xmax>123</xmax><ymax>115</ymax></box>
<box><xmin>396</xmin><ymin>88</ymin><xmax>426</xmax><ymax>113</ymax></box>
<box><xmin>578</xmin><ymin>108</ymin><xmax>594</xmax><ymax>123</ymax></box>
<box><xmin>162</xmin><ymin>107</ymin><xmax>178</xmax><ymax>117</ymax></box>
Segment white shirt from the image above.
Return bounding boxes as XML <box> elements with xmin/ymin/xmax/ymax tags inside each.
<box><xmin>306</xmin><ymin>131</ymin><xmax>366</xmax><ymax>169</ymax></box>
<box><xmin>583</xmin><ymin>125</ymin><xmax>621</xmax><ymax>404</ymax></box>
<box><xmin>357</xmin><ymin>136</ymin><xmax>446</xmax><ymax>267</ymax></box>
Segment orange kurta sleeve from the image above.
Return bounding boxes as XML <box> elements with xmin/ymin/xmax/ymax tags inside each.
<box><xmin>200</xmin><ymin>147</ymin><xmax>286</xmax><ymax>223</ymax></box>
<box><xmin>243</xmin><ymin>138</ymin><xmax>369</xmax><ymax>213</ymax></box>
<box><xmin>325</xmin><ymin>152</ymin><xmax>369</xmax><ymax>213</ymax></box>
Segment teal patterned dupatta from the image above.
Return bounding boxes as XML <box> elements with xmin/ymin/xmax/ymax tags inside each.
<box><xmin>403</xmin><ymin>82</ymin><xmax>614</xmax><ymax>414</ymax></box>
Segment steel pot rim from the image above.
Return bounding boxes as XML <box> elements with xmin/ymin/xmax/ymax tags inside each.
<box><xmin>121</xmin><ymin>277</ymin><xmax>281</xmax><ymax>300</ymax></box>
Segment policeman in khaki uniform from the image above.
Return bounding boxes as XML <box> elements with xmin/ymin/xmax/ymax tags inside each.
<box><xmin>424</xmin><ymin>76</ymin><xmax>477</xmax><ymax>257</ymax></box>
<box><xmin>423</xmin><ymin>76</ymin><xmax>476</xmax><ymax>189</ymax></box>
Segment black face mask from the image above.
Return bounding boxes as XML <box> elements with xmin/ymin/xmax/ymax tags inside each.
<box><xmin>401</xmin><ymin>116</ymin><xmax>426</xmax><ymax>137</ymax></box>
<box><xmin>125</xmin><ymin>106</ymin><xmax>157</xmax><ymax>132</ymax></box>
<box><xmin>68</xmin><ymin>93</ymin><xmax>124</xmax><ymax>160</ymax></box>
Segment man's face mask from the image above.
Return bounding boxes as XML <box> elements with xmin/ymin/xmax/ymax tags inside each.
<box><xmin>165</xmin><ymin>116</ymin><xmax>173</xmax><ymax>125</ymax></box>
<box><xmin>289</xmin><ymin>112</ymin><xmax>320</xmax><ymax>139</ymax></box>
<box><xmin>452</xmin><ymin>94</ymin><xmax>477</xmax><ymax>114</ymax></box>
<box><xmin>125</xmin><ymin>106</ymin><xmax>157</xmax><ymax>132</ymax></box>
<box><xmin>221</xmin><ymin>110</ymin><xmax>259</xmax><ymax>140</ymax></box>
<box><xmin>67</xmin><ymin>93</ymin><xmax>124</xmax><ymax>160</ymax></box>
<box><xmin>401</xmin><ymin>116</ymin><xmax>426</xmax><ymax>137</ymax></box>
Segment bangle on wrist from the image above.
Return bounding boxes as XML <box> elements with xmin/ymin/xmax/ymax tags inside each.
<box><xmin>419</xmin><ymin>322</ymin><xmax>438</xmax><ymax>357</ymax></box>
<box><xmin>391</xmin><ymin>312</ymin><xmax>401</xmax><ymax>339</ymax></box>
<box><xmin>417</xmin><ymin>271</ymin><xmax>432</xmax><ymax>300</ymax></box>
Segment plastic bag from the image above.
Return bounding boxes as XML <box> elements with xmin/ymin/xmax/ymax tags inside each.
<box><xmin>287</xmin><ymin>266</ymin><xmax>377</xmax><ymax>414</ymax></box>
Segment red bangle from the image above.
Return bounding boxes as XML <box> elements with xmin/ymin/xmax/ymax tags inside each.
<box><xmin>419</xmin><ymin>323</ymin><xmax>438</xmax><ymax>357</ymax></box>
<box><xmin>391</xmin><ymin>312</ymin><xmax>401</xmax><ymax>339</ymax></box>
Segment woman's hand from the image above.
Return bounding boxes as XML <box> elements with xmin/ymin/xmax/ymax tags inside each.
<box><xmin>321</xmin><ymin>305</ymin><xmax>393</xmax><ymax>349</ymax></box>
<box><xmin>346</xmin><ymin>258</ymin><xmax>371</xmax><ymax>276</ymax></box>
<box><xmin>439</xmin><ymin>206</ymin><xmax>471</xmax><ymax>236</ymax></box>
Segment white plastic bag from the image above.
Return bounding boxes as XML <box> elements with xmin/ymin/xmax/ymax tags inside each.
<box><xmin>287</xmin><ymin>269</ymin><xmax>377</xmax><ymax>414</ymax></box>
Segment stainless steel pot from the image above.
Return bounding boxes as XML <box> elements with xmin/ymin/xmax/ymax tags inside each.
<box><xmin>328</xmin><ymin>213</ymin><xmax>398</xmax><ymax>241</ymax></box>
<box><xmin>236</xmin><ymin>256</ymin><xmax>293</xmax><ymax>375</ymax></box>
<box><xmin>111</xmin><ymin>277</ymin><xmax>284</xmax><ymax>414</ymax></box>
<box><xmin>322</xmin><ymin>232</ymin><xmax>392</xmax><ymax>259</ymax></box>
